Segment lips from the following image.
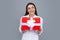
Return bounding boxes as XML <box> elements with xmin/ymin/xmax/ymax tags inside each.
<box><xmin>30</xmin><ymin>11</ymin><xmax>35</xmax><ymax>13</ymax></box>
<box><xmin>30</xmin><ymin>11</ymin><xmax>34</xmax><ymax>12</ymax></box>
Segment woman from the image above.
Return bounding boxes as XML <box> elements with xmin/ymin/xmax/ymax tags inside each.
<box><xmin>19</xmin><ymin>2</ymin><xmax>43</xmax><ymax>40</ymax></box>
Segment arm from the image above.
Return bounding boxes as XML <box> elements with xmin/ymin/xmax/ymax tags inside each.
<box><xmin>19</xmin><ymin>17</ymin><xmax>22</xmax><ymax>33</ymax></box>
<box><xmin>38</xmin><ymin>17</ymin><xmax>43</xmax><ymax>35</ymax></box>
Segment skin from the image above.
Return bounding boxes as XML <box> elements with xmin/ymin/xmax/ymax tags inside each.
<box><xmin>27</xmin><ymin>4</ymin><xmax>35</xmax><ymax>18</ymax></box>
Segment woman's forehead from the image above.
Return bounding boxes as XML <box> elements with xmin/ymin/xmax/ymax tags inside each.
<box><xmin>28</xmin><ymin>5</ymin><xmax>34</xmax><ymax>8</ymax></box>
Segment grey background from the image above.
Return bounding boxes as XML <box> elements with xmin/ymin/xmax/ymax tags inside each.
<box><xmin>0</xmin><ymin>0</ymin><xmax>60</xmax><ymax>40</ymax></box>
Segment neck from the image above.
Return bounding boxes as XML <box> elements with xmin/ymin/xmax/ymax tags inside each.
<box><xmin>29</xmin><ymin>14</ymin><xmax>35</xmax><ymax>18</ymax></box>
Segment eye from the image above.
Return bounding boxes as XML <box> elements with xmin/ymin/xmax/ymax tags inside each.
<box><xmin>32</xmin><ymin>6</ymin><xmax>35</xmax><ymax>8</ymax></box>
<box><xmin>28</xmin><ymin>7</ymin><xmax>30</xmax><ymax>10</ymax></box>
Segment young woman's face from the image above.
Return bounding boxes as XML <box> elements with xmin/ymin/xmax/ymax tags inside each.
<box><xmin>27</xmin><ymin>4</ymin><xmax>35</xmax><ymax>15</ymax></box>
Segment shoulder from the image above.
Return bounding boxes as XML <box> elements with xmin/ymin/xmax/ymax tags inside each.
<box><xmin>20</xmin><ymin>15</ymin><xmax>29</xmax><ymax>19</ymax></box>
<box><xmin>34</xmin><ymin>15</ymin><xmax>43</xmax><ymax>20</ymax></box>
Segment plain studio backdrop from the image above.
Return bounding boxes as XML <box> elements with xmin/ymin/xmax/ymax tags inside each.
<box><xmin>0</xmin><ymin>0</ymin><xmax>60</xmax><ymax>40</ymax></box>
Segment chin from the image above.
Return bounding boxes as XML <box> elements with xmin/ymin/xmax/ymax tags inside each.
<box><xmin>30</xmin><ymin>13</ymin><xmax>34</xmax><ymax>15</ymax></box>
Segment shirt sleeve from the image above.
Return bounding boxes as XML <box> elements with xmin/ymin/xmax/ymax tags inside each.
<box><xmin>39</xmin><ymin>17</ymin><xmax>43</xmax><ymax>35</ymax></box>
<box><xmin>19</xmin><ymin>16</ymin><xmax>22</xmax><ymax>33</ymax></box>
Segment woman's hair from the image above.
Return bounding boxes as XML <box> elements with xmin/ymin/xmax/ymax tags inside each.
<box><xmin>24</xmin><ymin>2</ymin><xmax>38</xmax><ymax>16</ymax></box>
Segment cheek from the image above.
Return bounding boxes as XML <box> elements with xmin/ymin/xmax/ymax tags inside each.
<box><xmin>27</xmin><ymin>8</ymin><xmax>35</xmax><ymax>13</ymax></box>
<box><xmin>27</xmin><ymin>9</ymin><xmax>30</xmax><ymax>12</ymax></box>
<box><xmin>32</xmin><ymin>8</ymin><xmax>35</xmax><ymax>11</ymax></box>
<box><xmin>33</xmin><ymin>9</ymin><xmax>35</xmax><ymax>11</ymax></box>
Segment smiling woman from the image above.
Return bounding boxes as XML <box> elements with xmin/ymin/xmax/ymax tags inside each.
<box><xmin>19</xmin><ymin>2</ymin><xmax>43</xmax><ymax>40</ymax></box>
